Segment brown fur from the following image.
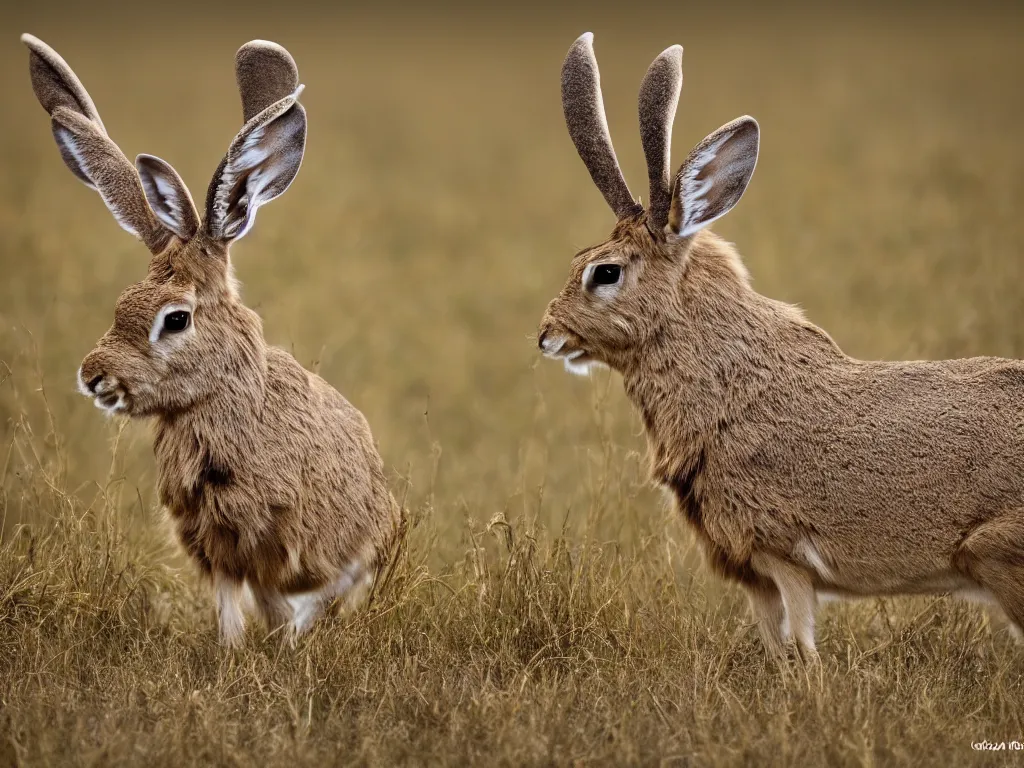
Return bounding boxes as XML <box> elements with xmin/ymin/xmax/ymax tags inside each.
<box><xmin>540</xmin><ymin>35</ymin><xmax>1024</xmax><ymax>660</ymax></box>
<box><xmin>24</xmin><ymin>34</ymin><xmax>399</xmax><ymax>646</ymax></box>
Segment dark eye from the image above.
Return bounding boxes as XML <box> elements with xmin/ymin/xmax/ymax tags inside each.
<box><xmin>591</xmin><ymin>264</ymin><xmax>621</xmax><ymax>286</ymax></box>
<box><xmin>163</xmin><ymin>310</ymin><xmax>191</xmax><ymax>333</ymax></box>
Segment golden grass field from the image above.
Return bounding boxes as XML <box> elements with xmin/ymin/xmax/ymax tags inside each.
<box><xmin>2</xmin><ymin>2</ymin><xmax>1024</xmax><ymax>765</ymax></box>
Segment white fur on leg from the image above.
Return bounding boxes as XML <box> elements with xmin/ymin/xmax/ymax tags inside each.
<box><xmin>286</xmin><ymin>562</ymin><xmax>366</xmax><ymax>638</ymax></box>
<box><xmin>215</xmin><ymin>574</ymin><xmax>247</xmax><ymax>647</ymax></box>
<box><xmin>752</xmin><ymin>553</ymin><xmax>819</xmax><ymax>661</ymax></box>
<box><xmin>779</xmin><ymin>584</ymin><xmax>818</xmax><ymax>663</ymax></box>
<box><xmin>287</xmin><ymin>591</ymin><xmax>326</xmax><ymax>636</ymax></box>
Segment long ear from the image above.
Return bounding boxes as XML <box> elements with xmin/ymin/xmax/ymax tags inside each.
<box><xmin>204</xmin><ymin>40</ymin><xmax>306</xmax><ymax>242</ymax></box>
<box><xmin>562</xmin><ymin>33</ymin><xmax>639</xmax><ymax>220</ymax></box>
<box><xmin>668</xmin><ymin>117</ymin><xmax>759</xmax><ymax>238</ymax></box>
<box><xmin>22</xmin><ymin>34</ymin><xmax>172</xmax><ymax>254</ymax></box>
<box><xmin>638</xmin><ymin>45</ymin><xmax>683</xmax><ymax>233</ymax></box>
<box><xmin>136</xmin><ymin>155</ymin><xmax>200</xmax><ymax>240</ymax></box>
<box><xmin>205</xmin><ymin>92</ymin><xmax>307</xmax><ymax>241</ymax></box>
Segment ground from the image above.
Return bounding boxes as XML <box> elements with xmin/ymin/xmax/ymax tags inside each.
<box><xmin>2</xmin><ymin>2</ymin><xmax>1023</xmax><ymax>766</ymax></box>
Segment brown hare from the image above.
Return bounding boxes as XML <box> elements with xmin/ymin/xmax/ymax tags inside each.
<box><xmin>538</xmin><ymin>32</ymin><xmax>1024</xmax><ymax>660</ymax></box>
<box><xmin>22</xmin><ymin>34</ymin><xmax>399</xmax><ymax>646</ymax></box>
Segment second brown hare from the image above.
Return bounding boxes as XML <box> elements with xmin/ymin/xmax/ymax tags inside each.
<box><xmin>539</xmin><ymin>32</ymin><xmax>1024</xmax><ymax>661</ymax></box>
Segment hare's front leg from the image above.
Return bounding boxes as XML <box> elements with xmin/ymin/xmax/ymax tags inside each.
<box><xmin>214</xmin><ymin>572</ymin><xmax>247</xmax><ymax>647</ymax></box>
<box><xmin>745</xmin><ymin>579</ymin><xmax>788</xmax><ymax>660</ymax></box>
<box><xmin>751</xmin><ymin>552</ymin><xmax>819</xmax><ymax>664</ymax></box>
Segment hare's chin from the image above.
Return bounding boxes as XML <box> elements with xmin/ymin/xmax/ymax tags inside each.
<box><xmin>545</xmin><ymin>343</ymin><xmax>601</xmax><ymax>377</ymax></box>
<box><xmin>563</xmin><ymin>351</ymin><xmax>601</xmax><ymax>377</ymax></box>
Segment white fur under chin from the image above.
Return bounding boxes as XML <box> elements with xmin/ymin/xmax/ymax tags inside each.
<box><xmin>540</xmin><ymin>337</ymin><xmax>606</xmax><ymax>377</ymax></box>
<box><xmin>564</xmin><ymin>356</ymin><xmax>597</xmax><ymax>376</ymax></box>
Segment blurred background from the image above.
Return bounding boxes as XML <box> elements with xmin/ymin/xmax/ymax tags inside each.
<box><xmin>2</xmin><ymin>0</ymin><xmax>1023</xmax><ymax>552</ymax></box>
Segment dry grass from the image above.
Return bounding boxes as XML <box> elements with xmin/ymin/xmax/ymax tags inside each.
<box><xmin>2</xmin><ymin>2</ymin><xmax>1024</xmax><ymax>765</ymax></box>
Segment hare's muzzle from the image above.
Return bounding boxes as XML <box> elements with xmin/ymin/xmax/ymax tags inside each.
<box><xmin>77</xmin><ymin>354</ymin><xmax>128</xmax><ymax>415</ymax></box>
<box><xmin>538</xmin><ymin>319</ymin><xmax>576</xmax><ymax>358</ymax></box>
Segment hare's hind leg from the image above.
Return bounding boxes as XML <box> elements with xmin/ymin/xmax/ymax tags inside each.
<box><xmin>252</xmin><ymin>585</ymin><xmax>293</xmax><ymax>634</ymax></box>
<box><xmin>288</xmin><ymin>561</ymin><xmax>371</xmax><ymax>639</ymax></box>
<box><xmin>956</xmin><ymin>514</ymin><xmax>1024</xmax><ymax>637</ymax></box>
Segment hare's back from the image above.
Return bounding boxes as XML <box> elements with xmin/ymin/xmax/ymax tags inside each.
<box><xmin>767</xmin><ymin>356</ymin><xmax>1024</xmax><ymax>521</ymax></box>
<box><xmin>717</xmin><ymin>357</ymin><xmax>1024</xmax><ymax>526</ymax></box>
<box><xmin>262</xmin><ymin>348</ymin><xmax>394</xmax><ymax>557</ymax></box>
<box><xmin>263</xmin><ymin>348</ymin><xmax>385</xmax><ymax>493</ymax></box>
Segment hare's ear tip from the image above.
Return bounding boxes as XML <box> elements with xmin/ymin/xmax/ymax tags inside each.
<box><xmin>21</xmin><ymin>33</ymin><xmax>44</xmax><ymax>51</ymax></box>
<box><xmin>568</xmin><ymin>32</ymin><xmax>594</xmax><ymax>56</ymax></box>
<box><xmin>239</xmin><ymin>39</ymin><xmax>282</xmax><ymax>52</ymax></box>
<box><xmin>663</xmin><ymin>44</ymin><xmax>683</xmax><ymax>59</ymax></box>
<box><xmin>237</xmin><ymin>39</ymin><xmax>294</xmax><ymax>61</ymax></box>
<box><xmin>733</xmin><ymin>116</ymin><xmax>761</xmax><ymax>147</ymax></box>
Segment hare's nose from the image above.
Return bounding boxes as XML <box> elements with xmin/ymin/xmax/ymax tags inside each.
<box><xmin>538</xmin><ymin>329</ymin><xmax>549</xmax><ymax>350</ymax></box>
<box><xmin>77</xmin><ymin>362</ymin><xmax>106</xmax><ymax>396</ymax></box>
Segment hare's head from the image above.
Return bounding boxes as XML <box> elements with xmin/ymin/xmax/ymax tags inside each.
<box><xmin>23</xmin><ymin>35</ymin><xmax>306</xmax><ymax>416</ymax></box>
<box><xmin>538</xmin><ymin>33</ymin><xmax>759</xmax><ymax>375</ymax></box>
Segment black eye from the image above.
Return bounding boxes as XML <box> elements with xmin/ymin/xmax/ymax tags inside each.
<box><xmin>163</xmin><ymin>310</ymin><xmax>191</xmax><ymax>333</ymax></box>
<box><xmin>591</xmin><ymin>264</ymin><xmax>621</xmax><ymax>286</ymax></box>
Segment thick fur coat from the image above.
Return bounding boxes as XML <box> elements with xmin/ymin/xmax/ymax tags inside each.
<box><xmin>23</xmin><ymin>34</ymin><xmax>399</xmax><ymax>645</ymax></box>
<box><xmin>539</xmin><ymin>33</ymin><xmax>1024</xmax><ymax>659</ymax></box>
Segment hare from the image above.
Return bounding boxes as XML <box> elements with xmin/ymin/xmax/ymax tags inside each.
<box><xmin>22</xmin><ymin>34</ymin><xmax>399</xmax><ymax>646</ymax></box>
<box><xmin>538</xmin><ymin>32</ymin><xmax>1024</xmax><ymax>660</ymax></box>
